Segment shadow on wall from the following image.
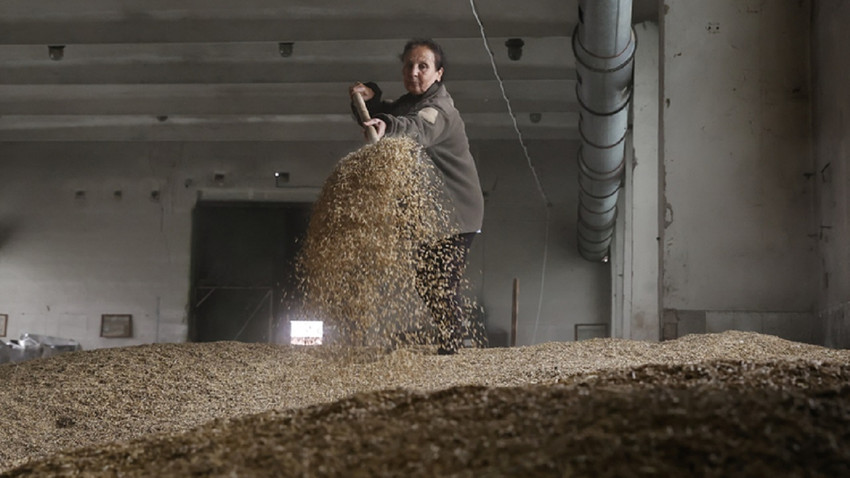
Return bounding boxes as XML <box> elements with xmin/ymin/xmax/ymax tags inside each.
<box><xmin>0</xmin><ymin>218</ymin><xmax>19</xmax><ymax>249</ymax></box>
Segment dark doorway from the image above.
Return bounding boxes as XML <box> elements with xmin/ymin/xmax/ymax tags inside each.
<box><xmin>189</xmin><ymin>201</ymin><xmax>312</xmax><ymax>343</ymax></box>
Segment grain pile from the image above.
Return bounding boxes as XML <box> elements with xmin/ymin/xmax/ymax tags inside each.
<box><xmin>2</xmin><ymin>331</ymin><xmax>850</xmax><ymax>476</ymax></box>
<box><xmin>293</xmin><ymin>137</ymin><xmax>459</xmax><ymax>347</ymax></box>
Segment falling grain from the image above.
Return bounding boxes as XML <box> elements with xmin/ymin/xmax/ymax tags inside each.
<box><xmin>293</xmin><ymin>137</ymin><xmax>463</xmax><ymax>348</ymax></box>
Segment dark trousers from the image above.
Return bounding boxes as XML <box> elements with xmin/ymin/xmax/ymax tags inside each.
<box><xmin>415</xmin><ymin>232</ymin><xmax>476</xmax><ymax>351</ymax></box>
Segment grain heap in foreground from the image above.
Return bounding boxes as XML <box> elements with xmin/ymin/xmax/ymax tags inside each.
<box><xmin>1</xmin><ymin>331</ymin><xmax>850</xmax><ymax>476</ymax></box>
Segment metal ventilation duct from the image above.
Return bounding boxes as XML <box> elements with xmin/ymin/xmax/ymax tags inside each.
<box><xmin>574</xmin><ymin>0</ymin><xmax>635</xmax><ymax>261</ymax></box>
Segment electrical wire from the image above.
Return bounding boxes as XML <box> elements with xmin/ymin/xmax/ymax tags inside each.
<box><xmin>469</xmin><ymin>0</ymin><xmax>551</xmax><ymax>344</ymax></box>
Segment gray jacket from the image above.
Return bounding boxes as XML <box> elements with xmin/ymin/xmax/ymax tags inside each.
<box><xmin>359</xmin><ymin>81</ymin><xmax>484</xmax><ymax>235</ymax></box>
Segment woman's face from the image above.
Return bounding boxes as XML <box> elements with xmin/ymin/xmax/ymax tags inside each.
<box><xmin>402</xmin><ymin>45</ymin><xmax>444</xmax><ymax>96</ymax></box>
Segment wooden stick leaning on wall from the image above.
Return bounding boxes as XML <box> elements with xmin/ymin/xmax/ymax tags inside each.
<box><xmin>511</xmin><ymin>278</ymin><xmax>519</xmax><ymax>347</ymax></box>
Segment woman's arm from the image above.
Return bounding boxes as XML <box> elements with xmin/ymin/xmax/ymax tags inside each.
<box><xmin>375</xmin><ymin>104</ymin><xmax>449</xmax><ymax>148</ymax></box>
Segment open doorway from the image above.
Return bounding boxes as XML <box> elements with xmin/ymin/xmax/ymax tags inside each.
<box><xmin>188</xmin><ymin>201</ymin><xmax>312</xmax><ymax>343</ymax></box>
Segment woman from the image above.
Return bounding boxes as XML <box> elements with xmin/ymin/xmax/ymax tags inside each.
<box><xmin>349</xmin><ymin>38</ymin><xmax>485</xmax><ymax>355</ymax></box>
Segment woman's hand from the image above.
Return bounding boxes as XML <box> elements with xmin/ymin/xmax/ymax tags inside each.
<box><xmin>349</xmin><ymin>82</ymin><xmax>375</xmax><ymax>101</ymax></box>
<box><xmin>362</xmin><ymin>118</ymin><xmax>386</xmax><ymax>141</ymax></box>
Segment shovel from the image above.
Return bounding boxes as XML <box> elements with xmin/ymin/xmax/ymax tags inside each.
<box><xmin>352</xmin><ymin>91</ymin><xmax>379</xmax><ymax>144</ymax></box>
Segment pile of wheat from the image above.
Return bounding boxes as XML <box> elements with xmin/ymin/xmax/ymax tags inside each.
<box><xmin>1</xmin><ymin>332</ymin><xmax>849</xmax><ymax>476</ymax></box>
<box><xmin>293</xmin><ymin>137</ymin><xmax>456</xmax><ymax>347</ymax></box>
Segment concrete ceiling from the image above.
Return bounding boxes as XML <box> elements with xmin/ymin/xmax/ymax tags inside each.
<box><xmin>0</xmin><ymin>0</ymin><xmax>657</xmax><ymax>143</ymax></box>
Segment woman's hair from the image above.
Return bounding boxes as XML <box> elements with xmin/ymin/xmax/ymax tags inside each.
<box><xmin>401</xmin><ymin>38</ymin><xmax>446</xmax><ymax>72</ymax></box>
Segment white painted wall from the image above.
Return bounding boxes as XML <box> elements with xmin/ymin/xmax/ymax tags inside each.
<box><xmin>0</xmin><ymin>137</ymin><xmax>609</xmax><ymax>349</ymax></box>
<box><xmin>619</xmin><ymin>21</ymin><xmax>661</xmax><ymax>342</ymax></box>
<box><xmin>0</xmin><ymin>141</ymin><xmax>347</xmax><ymax>350</ymax></box>
<box><xmin>812</xmin><ymin>0</ymin><xmax>850</xmax><ymax>348</ymax></box>
<box><xmin>659</xmin><ymin>0</ymin><xmax>817</xmax><ymax>342</ymax></box>
<box><xmin>474</xmin><ymin>140</ymin><xmax>609</xmax><ymax>346</ymax></box>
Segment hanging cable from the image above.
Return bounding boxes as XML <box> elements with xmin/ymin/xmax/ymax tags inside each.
<box><xmin>469</xmin><ymin>1</ymin><xmax>551</xmax><ymax>207</ymax></box>
<box><xmin>469</xmin><ymin>0</ymin><xmax>551</xmax><ymax>344</ymax></box>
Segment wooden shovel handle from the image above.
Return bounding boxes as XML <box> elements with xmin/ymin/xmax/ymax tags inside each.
<box><xmin>352</xmin><ymin>91</ymin><xmax>379</xmax><ymax>144</ymax></box>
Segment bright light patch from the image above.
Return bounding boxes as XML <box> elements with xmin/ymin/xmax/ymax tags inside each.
<box><xmin>290</xmin><ymin>320</ymin><xmax>323</xmax><ymax>345</ymax></box>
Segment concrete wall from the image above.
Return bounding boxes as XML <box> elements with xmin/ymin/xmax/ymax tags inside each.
<box><xmin>0</xmin><ymin>138</ymin><xmax>608</xmax><ymax>349</ymax></box>
<box><xmin>812</xmin><ymin>0</ymin><xmax>850</xmax><ymax>348</ymax></box>
<box><xmin>475</xmin><ymin>140</ymin><xmax>609</xmax><ymax>345</ymax></box>
<box><xmin>617</xmin><ymin>21</ymin><xmax>661</xmax><ymax>342</ymax></box>
<box><xmin>660</xmin><ymin>0</ymin><xmax>818</xmax><ymax>342</ymax></box>
<box><xmin>0</xmin><ymin>141</ymin><xmax>346</xmax><ymax>350</ymax></box>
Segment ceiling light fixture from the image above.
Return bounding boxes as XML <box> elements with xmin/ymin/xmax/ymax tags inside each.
<box><xmin>278</xmin><ymin>42</ymin><xmax>294</xmax><ymax>58</ymax></box>
<box><xmin>48</xmin><ymin>45</ymin><xmax>65</xmax><ymax>61</ymax></box>
<box><xmin>505</xmin><ymin>38</ymin><xmax>524</xmax><ymax>61</ymax></box>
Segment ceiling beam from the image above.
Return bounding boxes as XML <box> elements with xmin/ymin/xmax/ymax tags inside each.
<box><xmin>0</xmin><ymin>0</ymin><xmax>575</xmax><ymax>44</ymax></box>
<box><xmin>0</xmin><ymin>1</ymin><xmax>607</xmax><ymax>144</ymax></box>
<box><xmin>0</xmin><ymin>37</ymin><xmax>575</xmax><ymax>84</ymax></box>
<box><xmin>0</xmin><ymin>113</ymin><xmax>579</xmax><ymax>142</ymax></box>
<box><xmin>0</xmin><ymin>80</ymin><xmax>577</xmax><ymax>115</ymax></box>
